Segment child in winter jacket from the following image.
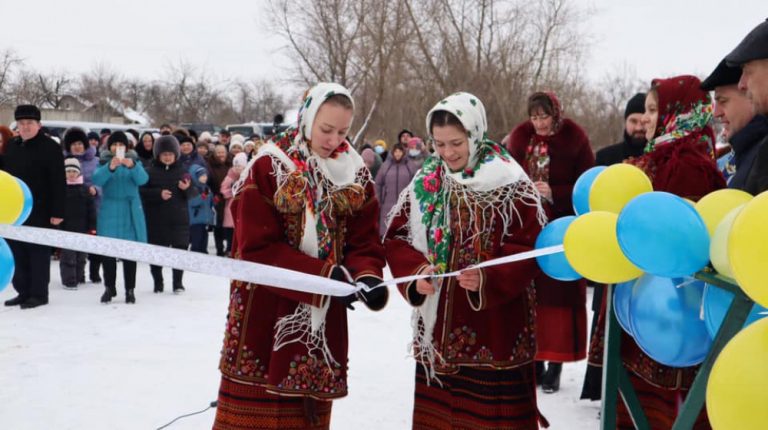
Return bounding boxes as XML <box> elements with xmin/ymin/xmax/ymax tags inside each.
<box><xmin>219</xmin><ymin>152</ymin><xmax>248</xmax><ymax>255</ymax></box>
<box><xmin>60</xmin><ymin>158</ymin><xmax>96</xmax><ymax>289</ymax></box>
<box><xmin>140</xmin><ymin>135</ymin><xmax>198</xmax><ymax>293</ymax></box>
<box><xmin>188</xmin><ymin>164</ymin><xmax>214</xmax><ymax>253</ymax></box>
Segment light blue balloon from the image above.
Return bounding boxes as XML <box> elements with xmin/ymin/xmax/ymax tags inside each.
<box><xmin>613</xmin><ymin>280</ymin><xmax>636</xmax><ymax>336</ymax></box>
<box><xmin>535</xmin><ymin>216</ymin><xmax>581</xmax><ymax>281</ymax></box>
<box><xmin>0</xmin><ymin>238</ymin><xmax>14</xmax><ymax>293</ymax></box>
<box><xmin>617</xmin><ymin>192</ymin><xmax>710</xmax><ymax>278</ymax></box>
<box><xmin>629</xmin><ymin>274</ymin><xmax>711</xmax><ymax>367</ymax></box>
<box><xmin>13</xmin><ymin>177</ymin><xmax>33</xmax><ymax>226</ymax></box>
<box><xmin>572</xmin><ymin>166</ymin><xmax>606</xmax><ymax>215</ymax></box>
<box><xmin>703</xmin><ymin>284</ymin><xmax>767</xmax><ymax>340</ymax></box>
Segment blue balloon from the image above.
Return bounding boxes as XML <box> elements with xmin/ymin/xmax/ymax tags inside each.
<box><xmin>629</xmin><ymin>274</ymin><xmax>711</xmax><ymax>367</ymax></box>
<box><xmin>13</xmin><ymin>177</ymin><xmax>33</xmax><ymax>226</ymax></box>
<box><xmin>703</xmin><ymin>284</ymin><xmax>767</xmax><ymax>340</ymax></box>
<box><xmin>617</xmin><ymin>192</ymin><xmax>710</xmax><ymax>278</ymax></box>
<box><xmin>535</xmin><ymin>216</ymin><xmax>581</xmax><ymax>281</ymax></box>
<box><xmin>572</xmin><ymin>166</ymin><xmax>606</xmax><ymax>215</ymax></box>
<box><xmin>613</xmin><ymin>280</ymin><xmax>636</xmax><ymax>336</ymax></box>
<box><xmin>0</xmin><ymin>238</ymin><xmax>14</xmax><ymax>293</ymax></box>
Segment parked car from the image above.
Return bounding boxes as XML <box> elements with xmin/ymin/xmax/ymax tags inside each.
<box><xmin>180</xmin><ymin>123</ymin><xmax>222</xmax><ymax>136</ymax></box>
<box><xmin>9</xmin><ymin>120</ymin><xmax>138</xmax><ymax>137</ymax></box>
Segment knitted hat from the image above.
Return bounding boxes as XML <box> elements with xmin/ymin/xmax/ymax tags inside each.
<box><xmin>374</xmin><ymin>139</ymin><xmax>387</xmax><ymax>150</ymax></box>
<box><xmin>233</xmin><ymin>152</ymin><xmax>248</xmax><ymax>168</ymax></box>
<box><xmin>231</xmin><ymin>134</ymin><xmax>246</xmax><ymax>146</ymax></box>
<box><xmin>229</xmin><ymin>141</ymin><xmax>244</xmax><ymax>152</ymax></box>
<box><xmin>107</xmin><ymin>131</ymin><xmax>129</xmax><ymax>147</ymax></box>
<box><xmin>14</xmin><ymin>105</ymin><xmax>41</xmax><ymax>121</ymax></box>
<box><xmin>87</xmin><ymin>131</ymin><xmax>100</xmax><ymax>142</ymax></box>
<box><xmin>64</xmin><ymin>157</ymin><xmax>81</xmax><ymax>174</ymax></box>
<box><xmin>624</xmin><ymin>93</ymin><xmax>647</xmax><ymax>119</ymax></box>
<box><xmin>407</xmin><ymin>136</ymin><xmax>423</xmax><ymax>149</ymax></box>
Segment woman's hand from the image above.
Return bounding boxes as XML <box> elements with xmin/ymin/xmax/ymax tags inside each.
<box><xmin>415</xmin><ymin>266</ymin><xmax>436</xmax><ymax>295</ymax></box>
<box><xmin>121</xmin><ymin>158</ymin><xmax>135</xmax><ymax>169</ymax></box>
<box><xmin>457</xmin><ymin>268</ymin><xmax>481</xmax><ymax>292</ymax></box>
<box><xmin>534</xmin><ymin>181</ymin><xmax>552</xmax><ymax>201</ymax></box>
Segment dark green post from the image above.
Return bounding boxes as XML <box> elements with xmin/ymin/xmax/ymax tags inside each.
<box><xmin>671</xmin><ymin>273</ymin><xmax>753</xmax><ymax>429</ymax></box>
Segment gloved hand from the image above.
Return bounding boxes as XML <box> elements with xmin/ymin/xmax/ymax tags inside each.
<box><xmin>357</xmin><ymin>276</ymin><xmax>389</xmax><ymax>311</ymax></box>
<box><xmin>329</xmin><ymin>265</ymin><xmax>357</xmax><ymax>310</ymax></box>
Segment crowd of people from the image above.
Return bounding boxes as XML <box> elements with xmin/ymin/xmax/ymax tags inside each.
<box><xmin>0</xmin><ymin>17</ymin><xmax>767</xmax><ymax>430</ymax></box>
<box><xmin>0</xmin><ymin>114</ymin><xmax>268</xmax><ymax>306</ymax></box>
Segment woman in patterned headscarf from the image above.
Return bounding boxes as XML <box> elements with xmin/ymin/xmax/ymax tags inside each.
<box><xmin>590</xmin><ymin>75</ymin><xmax>724</xmax><ymax>429</ymax></box>
<box><xmin>507</xmin><ymin>92</ymin><xmax>595</xmax><ymax>394</ymax></box>
<box><xmin>212</xmin><ymin>83</ymin><xmax>387</xmax><ymax>430</ymax></box>
<box><xmin>631</xmin><ymin>75</ymin><xmax>726</xmax><ymax>198</ymax></box>
<box><xmin>385</xmin><ymin>92</ymin><xmax>547</xmax><ymax>429</ymax></box>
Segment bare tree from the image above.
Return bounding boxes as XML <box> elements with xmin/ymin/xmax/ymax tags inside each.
<box><xmin>35</xmin><ymin>71</ymin><xmax>73</xmax><ymax>109</ymax></box>
<box><xmin>0</xmin><ymin>49</ymin><xmax>23</xmax><ymax>105</ymax></box>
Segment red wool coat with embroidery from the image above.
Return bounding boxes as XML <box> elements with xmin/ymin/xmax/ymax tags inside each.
<box><xmin>507</xmin><ymin>118</ymin><xmax>594</xmax><ymax>362</ymax></box>
<box><xmin>384</xmin><ymin>194</ymin><xmax>543</xmax><ymax>372</ymax></box>
<box><xmin>218</xmin><ymin>156</ymin><xmax>384</xmax><ymax>400</ymax></box>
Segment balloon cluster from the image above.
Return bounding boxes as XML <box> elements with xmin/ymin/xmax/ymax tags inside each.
<box><xmin>535</xmin><ymin>164</ymin><xmax>768</xmax><ymax>369</ymax></box>
<box><xmin>0</xmin><ymin>170</ymin><xmax>34</xmax><ymax>293</ymax></box>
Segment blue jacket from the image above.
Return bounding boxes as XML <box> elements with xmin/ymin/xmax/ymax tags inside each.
<box><xmin>92</xmin><ymin>150</ymin><xmax>149</xmax><ymax>243</ymax></box>
<box><xmin>187</xmin><ymin>164</ymin><xmax>214</xmax><ymax>226</ymax></box>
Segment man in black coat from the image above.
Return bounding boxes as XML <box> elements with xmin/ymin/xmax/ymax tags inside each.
<box><xmin>139</xmin><ymin>135</ymin><xmax>197</xmax><ymax>293</ymax></box>
<box><xmin>594</xmin><ymin>92</ymin><xmax>647</xmax><ymax>166</ymax></box>
<box><xmin>0</xmin><ymin>105</ymin><xmax>66</xmax><ymax>309</ymax></box>
<box><xmin>701</xmin><ymin>58</ymin><xmax>768</xmax><ymax>191</ymax></box>
<box><xmin>726</xmin><ymin>18</ymin><xmax>768</xmax><ymax>194</ymax></box>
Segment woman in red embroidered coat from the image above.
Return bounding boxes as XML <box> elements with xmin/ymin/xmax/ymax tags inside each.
<box><xmin>212</xmin><ymin>83</ymin><xmax>388</xmax><ymax>430</ymax></box>
<box><xmin>507</xmin><ymin>92</ymin><xmax>594</xmax><ymax>393</ymax></box>
<box><xmin>590</xmin><ymin>76</ymin><xmax>724</xmax><ymax>430</ymax></box>
<box><xmin>385</xmin><ymin>92</ymin><xmax>547</xmax><ymax>430</ymax></box>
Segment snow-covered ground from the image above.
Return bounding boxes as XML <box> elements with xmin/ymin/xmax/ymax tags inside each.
<box><xmin>0</xmin><ymin>257</ymin><xmax>600</xmax><ymax>429</ymax></box>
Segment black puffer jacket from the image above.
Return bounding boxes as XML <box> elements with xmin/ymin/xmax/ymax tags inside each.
<box><xmin>139</xmin><ymin>136</ymin><xmax>198</xmax><ymax>247</ymax></box>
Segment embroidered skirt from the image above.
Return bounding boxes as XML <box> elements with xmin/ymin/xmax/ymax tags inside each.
<box><xmin>413</xmin><ymin>364</ymin><xmax>542</xmax><ymax>430</ymax></box>
<box><xmin>213</xmin><ymin>376</ymin><xmax>332</xmax><ymax>430</ymax></box>
<box><xmin>616</xmin><ymin>371</ymin><xmax>710</xmax><ymax>430</ymax></box>
<box><xmin>534</xmin><ymin>276</ymin><xmax>587</xmax><ymax>362</ymax></box>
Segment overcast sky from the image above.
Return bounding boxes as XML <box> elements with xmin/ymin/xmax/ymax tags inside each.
<box><xmin>1</xmin><ymin>0</ymin><xmax>766</xmax><ymax>101</ymax></box>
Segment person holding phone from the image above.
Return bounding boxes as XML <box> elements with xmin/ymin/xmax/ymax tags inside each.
<box><xmin>92</xmin><ymin>131</ymin><xmax>148</xmax><ymax>304</ymax></box>
<box><xmin>140</xmin><ymin>135</ymin><xmax>198</xmax><ymax>293</ymax></box>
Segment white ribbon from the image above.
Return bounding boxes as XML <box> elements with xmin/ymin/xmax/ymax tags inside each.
<box><xmin>0</xmin><ymin>225</ymin><xmax>564</xmax><ymax>295</ymax></box>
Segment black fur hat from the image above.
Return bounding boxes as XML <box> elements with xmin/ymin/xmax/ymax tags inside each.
<box><xmin>153</xmin><ymin>134</ymin><xmax>181</xmax><ymax>160</ymax></box>
<box><xmin>107</xmin><ymin>131</ymin><xmax>129</xmax><ymax>148</ymax></box>
<box><xmin>63</xmin><ymin>127</ymin><xmax>88</xmax><ymax>152</ymax></box>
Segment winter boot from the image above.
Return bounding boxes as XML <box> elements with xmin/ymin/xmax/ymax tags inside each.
<box><xmin>101</xmin><ymin>286</ymin><xmax>117</xmax><ymax>304</ymax></box>
<box><xmin>542</xmin><ymin>362</ymin><xmax>562</xmax><ymax>394</ymax></box>
<box><xmin>535</xmin><ymin>361</ymin><xmax>545</xmax><ymax>386</ymax></box>
<box><xmin>173</xmin><ymin>285</ymin><xmax>185</xmax><ymax>294</ymax></box>
<box><xmin>126</xmin><ymin>289</ymin><xmax>136</xmax><ymax>304</ymax></box>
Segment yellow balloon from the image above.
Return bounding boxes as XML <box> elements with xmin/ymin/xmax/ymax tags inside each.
<box><xmin>589</xmin><ymin>164</ymin><xmax>653</xmax><ymax>214</ymax></box>
<box><xmin>707</xmin><ymin>318</ymin><xmax>768</xmax><ymax>430</ymax></box>
<box><xmin>0</xmin><ymin>171</ymin><xmax>24</xmax><ymax>224</ymax></box>
<box><xmin>729</xmin><ymin>192</ymin><xmax>768</xmax><ymax>307</ymax></box>
<box><xmin>710</xmin><ymin>205</ymin><xmax>744</xmax><ymax>279</ymax></box>
<box><xmin>695</xmin><ymin>189</ymin><xmax>753</xmax><ymax>236</ymax></box>
<box><xmin>563</xmin><ymin>211</ymin><xmax>642</xmax><ymax>284</ymax></box>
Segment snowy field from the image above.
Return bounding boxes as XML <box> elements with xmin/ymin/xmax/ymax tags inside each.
<box><xmin>0</xmin><ymin>256</ymin><xmax>600</xmax><ymax>429</ymax></box>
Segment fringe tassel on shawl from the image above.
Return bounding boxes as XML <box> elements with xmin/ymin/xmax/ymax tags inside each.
<box><xmin>388</xmin><ymin>176</ymin><xmax>546</xmax><ymax>384</ymax></box>
<box><xmin>273</xmin><ymin>300</ymin><xmax>336</xmax><ymax>368</ymax></box>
